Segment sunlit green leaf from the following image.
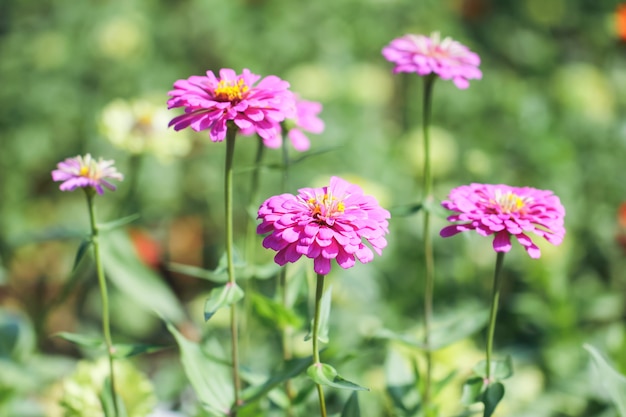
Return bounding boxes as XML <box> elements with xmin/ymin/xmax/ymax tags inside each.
<box><xmin>55</xmin><ymin>332</ymin><xmax>103</xmax><ymax>349</ymax></box>
<box><xmin>97</xmin><ymin>214</ymin><xmax>140</xmax><ymax>232</ymax></box>
<box><xmin>100</xmin><ymin>376</ymin><xmax>129</xmax><ymax>417</ymax></box>
<box><xmin>341</xmin><ymin>391</ymin><xmax>361</xmax><ymax>417</ymax></box>
<box><xmin>473</xmin><ymin>356</ymin><xmax>513</xmax><ymax>381</ymax></box>
<box><xmin>482</xmin><ymin>382</ymin><xmax>505</xmax><ymax>417</ymax></box>
<box><xmin>166</xmin><ymin>322</ymin><xmax>232</xmax><ymax>415</ymax></box>
<box><xmin>250</xmin><ymin>292</ymin><xmax>303</xmax><ymax>330</ymax></box>
<box><xmin>307</xmin><ymin>363</ymin><xmax>368</xmax><ymax>391</ymax></box>
<box><xmin>584</xmin><ymin>344</ymin><xmax>626</xmax><ymax>417</ymax></box>
<box><xmin>460</xmin><ymin>377</ymin><xmax>484</xmax><ymax>406</ymax></box>
<box><xmin>204</xmin><ymin>283</ymin><xmax>245</xmax><ymax>321</ymax></box>
<box><xmin>384</xmin><ymin>347</ymin><xmax>420</xmax><ymax>415</ymax></box>
<box><xmin>99</xmin><ymin>230</ymin><xmax>185</xmax><ymax>323</ymax></box>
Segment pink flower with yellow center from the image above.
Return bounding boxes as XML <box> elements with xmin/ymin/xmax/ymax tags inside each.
<box><xmin>257</xmin><ymin>176</ymin><xmax>390</xmax><ymax>274</ymax></box>
<box><xmin>382</xmin><ymin>32</ymin><xmax>482</xmax><ymax>89</ymax></box>
<box><xmin>440</xmin><ymin>183</ymin><xmax>566</xmax><ymax>258</ymax></box>
<box><xmin>167</xmin><ymin>68</ymin><xmax>295</xmax><ymax>144</ymax></box>
<box><xmin>52</xmin><ymin>154</ymin><xmax>124</xmax><ymax>195</ymax></box>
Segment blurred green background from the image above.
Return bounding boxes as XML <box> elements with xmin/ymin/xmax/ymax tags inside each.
<box><xmin>1</xmin><ymin>0</ymin><xmax>626</xmax><ymax>416</ymax></box>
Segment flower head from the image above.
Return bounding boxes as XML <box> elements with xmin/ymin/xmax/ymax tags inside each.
<box><xmin>257</xmin><ymin>176</ymin><xmax>390</xmax><ymax>274</ymax></box>
<box><xmin>382</xmin><ymin>32</ymin><xmax>482</xmax><ymax>89</ymax></box>
<box><xmin>52</xmin><ymin>154</ymin><xmax>123</xmax><ymax>195</ymax></box>
<box><xmin>440</xmin><ymin>183</ymin><xmax>565</xmax><ymax>258</ymax></box>
<box><xmin>167</xmin><ymin>68</ymin><xmax>295</xmax><ymax>144</ymax></box>
<box><xmin>285</xmin><ymin>97</ymin><xmax>325</xmax><ymax>151</ymax></box>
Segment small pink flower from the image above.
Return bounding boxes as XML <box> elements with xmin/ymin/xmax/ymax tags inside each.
<box><xmin>382</xmin><ymin>32</ymin><xmax>482</xmax><ymax>89</ymax></box>
<box><xmin>167</xmin><ymin>68</ymin><xmax>295</xmax><ymax>144</ymax></box>
<box><xmin>52</xmin><ymin>154</ymin><xmax>123</xmax><ymax>195</ymax></box>
<box><xmin>440</xmin><ymin>183</ymin><xmax>566</xmax><ymax>258</ymax></box>
<box><xmin>286</xmin><ymin>98</ymin><xmax>325</xmax><ymax>152</ymax></box>
<box><xmin>257</xmin><ymin>176</ymin><xmax>390</xmax><ymax>274</ymax></box>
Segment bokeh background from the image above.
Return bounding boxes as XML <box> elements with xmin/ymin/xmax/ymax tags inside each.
<box><xmin>1</xmin><ymin>0</ymin><xmax>626</xmax><ymax>416</ymax></box>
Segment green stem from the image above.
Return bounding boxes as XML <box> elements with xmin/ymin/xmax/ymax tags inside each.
<box><xmin>421</xmin><ymin>74</ymin><xmax>436</xmax><ymax>408</ymax></box>
<box><xmin>85</xmin><ymin>190</ymin><xmax>118</xmax><ymax>417</ymax></box>
<box><xmin>485</xmin><ymin>252</ymin><xmax>505</xmax><ymax>382</ymax></box>
<box><xmin>313</xmin><ymin>273</ymin><xmax>328</xmax><ymax>417</ymax></box>
<box><xmin>225</xmin><ymin>126</ymin><xmax>242</xmax><ymax>411</ymax></box>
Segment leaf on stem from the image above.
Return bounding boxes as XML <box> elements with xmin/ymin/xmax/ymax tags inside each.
<box><xmin>204</xmin><ymin>282</ymin><xmax>245</xmax><ymax>321</ymax></box>
<box><xmin>473</xmin><ymin>355</ymin><xmax>513</xmax><ymax>381</ymax></box>
<box><xmin>307</xmin><ymin>363</ymin><xmax>369</xmax><ymax>391</ymax></box>
<box><xmin>111</xmin><ymin>343</ymin><xmax>167</xmax><ymax>359</ymax></box>
<box><xmin>250</xmin><ymin>292</ymin><xmax>303</xmax><ymax>330</ymax></box>
<box><xmin>389</xmin><ymin>202</ymin><xmax>423</xmax><ymax>217</ymax></box>
<box><xmin>72</xmin><ymin>237</ymin><xmax>92</xmax><ymax>271</ymax></box>
<box><xmin>304</xmin><ymin>284</ymin><xmax>332</xmax><ymax>343</ymax></box>
<box><xmin>460</xmin><ymin>377</ymin><xmax>484</xmax><ymax>406</ymax></box>
<box><xmin>97</xmin><ymin>213</ymin><xmax>141</xmax><ymax>232</ymax></box>
<box><xmin>99</xmin><ymin>230</ymin><xmax>185</xmax><ymax>323</ymax></box>
<box><xmin>584</xmin><ymin>344</ymin><xmax>626</xmax><ymax>417</ymax></box>
<box><xmin>166</xmin><ymin>322</ymin><xmax>233</xmax><ymax>415</ymax></box>
<box><xmin>341</xmin><ymin>391</ymin><xmax>361</xmax><ymax>417</ymax></box>
<box><xmin>482</xmin><ymin>382</ymin><xmax>505</xmax><ymax>417</ymax></box>
<box><xmin>100</xmin><ymin>375</ymin><xmax>129</xmax><ymax>417</ymax></box>
<box><xmin>55</xmin><ymin>332</ymin><xmax>103</xmax><ymax>349</ymax></box>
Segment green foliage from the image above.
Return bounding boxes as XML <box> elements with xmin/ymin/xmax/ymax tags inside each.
<box><xmin>307</xmin><ymin>363</ymin><xmax>369</xmax><ymax>391</ymax></box>
<box><xmin>584</xmin><ymin>344</ymin><xmax>626</xmax><ymax>417</ymax></box>
<box><xmin>203</xmin><ymin>282</ymin><xmax>244</xmax><ymax>321</ymax></box>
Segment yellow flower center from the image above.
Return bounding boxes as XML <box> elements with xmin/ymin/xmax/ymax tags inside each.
<box><xmin>493</xmin><ymin>190</ymin><xmax>529</xmax><ymax>214</ymax></box>
<box><xmin>307</xmin><ymin>193</ymin><xmax>345</xmax><ymax>220</ymax></box>
<box><xmin>214</xmin><ymin>78</ymin><xmax>249</xmax><ymax>101</ymax></box>
<box><xmin>79</xmin><ymin>166</ymin><xmax>90</xmax><ymax>177</ymax></box>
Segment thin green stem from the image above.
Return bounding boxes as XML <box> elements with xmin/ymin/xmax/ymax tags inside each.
<box><xmin>85</xmin><ymin>190</ymin><xmax>118</xmax><ymax>417</ymax></box>
<box><xmin>225</xmin><ymin>126</ymin><xmax>242</xmax><ymax>411</ymax></box>
<box><xmin>485</xmin><ymin>252</ymin><xmax>506</xmax><ymax>382</ymax></box>
<box><xmin>421</xmin><ymin>74</ymin><xmax>436</xmax><ymax>408</ymax></box>
<box><xmin>313</xmin><ymin>273</ymin><xmax>328</xmax><ymax>417</ymax></box>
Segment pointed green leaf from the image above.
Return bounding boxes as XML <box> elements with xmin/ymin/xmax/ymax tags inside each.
<box><xmin>584</xmin><ymin>344</ymin><xmax>626</xmax><ymax>417</ymax></box>
<box><xmin>99</xmin><ymin>230</ymin><xmax>185</xmax><ymax>323</ymax></box>
<box><xmin>307</xmin><ymin>363</ymin><xmax>369</xmax><ymax>391</ymax></box>
<box><xmin>250</xmin><ymin>293</ymin><xmax>303</xmax><ymax>330</ymax></box>
<box><xmin>111</xmin><ymin>343</ymin><xmax>167</xmax><ymax>359</ymax></box>
<box><xmin>204</xmin><ymin>283</ymin><xmax>245</xmax><ymax>321</ymax></box>
<box><xmin>72</xmin><ymin>237</ymin><xmax>92</xmax><ymax>271</ymax></box>
<box><xmin>341</xmin><ymin>391</ymin><xmax>361</xmax><ymax>417</ymax></box>
<box><xmin>305</xmin><ymin>285</ymin><xmax>332</xmax><ymax>343</ymax></box>
<box><xmin>482</xmin><ymin>382</ymin><xmax>505</xmax><ymax>417</ymax></box>
<box><xmin>389</xmin><ymin>202</ymin><xmax>423</xmax><ymax>217</ymax></box>
<box><xmin>167</xmin><ymin>262</ymin><xmax>228</xmax><ymax>284</ymax></box>
<box><xmin>473</xmin><ymin>356</ymin><xmax>513</xmax><ymax>381</ymax></box>
<box><xmin>166</xmin><ymin>322</ymin><xmax>232</xmax><ymax>415</ymax></box>
<box><xmin>97</xmin><ymin>214</ymin><xmax>141</xmax><ymax>231</ymax></box>
<box><xmin>460</xmin><ymin>377</ymin><xmax>485</xmax><ymax>406</ymax></box>
<box><xmin>241</xmin><ymin>355</ymin><xmax>313</xmax><ymax>406</ymax></box>
<box><xmin>55</xmin><ymin>332</ymin><xmax>103</xmax><ymax>349</ymax></box>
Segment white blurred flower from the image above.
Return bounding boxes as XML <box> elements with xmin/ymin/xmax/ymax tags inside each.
<box><xmin>100</xmin><ymin>98</ymin><xmax>192</xmax><ymax>163</ymax></box>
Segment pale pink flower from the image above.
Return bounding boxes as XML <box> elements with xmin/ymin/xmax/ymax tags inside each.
<box><xmin>287</xmin><ymin>98</ymin><xmax>325</xmax><ymax>152</ymax></box>
<box><xmin>257</xmin><ymin>176</ymin><xmax>390</xmax><ymax>274</ymax></box>
<box><xmin>167</xmin><ymin>68</ymin><xmax>295</xmax><ymax>143</ymax></box>
<box><xmin>440</xmin><ymin>183</ymin><xmax>566</xmax><ymax>258</ymax></box>
<box><xmin>382</xmin><ymin>32</ymin><xmax>482</xmax><ymax>89</ymax></box>
<box><xmin>52</xmin><ymin>154</ymin><xmax>123</xmax><ymax>195</ymax></box>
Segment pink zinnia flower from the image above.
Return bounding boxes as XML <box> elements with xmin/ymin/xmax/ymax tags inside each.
<box><xmin>440</xmin><ymin>184</ymin><xmax>566</xmax><ymax>258</ymax></box>
<box><xmin>52</xmin><ymin>154</ymin><xmax>124</xmax><ymax>195</ymax></box>
<box><xmin>286</xmin><ymin>98</ymin><xmax>325</xmax><ymax>152</ymax></box>
<box><xmin>382</xmin><ymin>32</ymin><xmax>482</xmax><ymax>89</ymax></box>
<box><xmin>257</xmin><ymin>176</ymin><xmax>390</xmax><ymax>274</ymax></box>
<box><xmin>168</xmin><ymin>68</ymin><xmax>295</xmax><ymax>143</ymax></box>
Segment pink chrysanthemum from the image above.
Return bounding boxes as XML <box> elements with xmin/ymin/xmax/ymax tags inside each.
<box><xmin>440</xmin><ymin>183</ymin><xmax>566</xmax><ymax>258</ymax></box>
<box><xmin>257</xmin><ymin>176</ymin><xmax>390</xmax><ymax>274</ymax></box>
<box><xmin>52</xmin><ymin>154</ymin><xmax>123</xmax><ymax>195</ymax></box>
<box><xmin>382</xmin><ymin>32</ymin><xmax>482</xmax><ymax>89</ymax></box>
<box><xmin>167</xmin><ymin>68</ymin><xmax>295</xmax><ymax>143</ymax></box>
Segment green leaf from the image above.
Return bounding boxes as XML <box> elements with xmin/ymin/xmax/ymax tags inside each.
<box><xmin>584</xmin><ymin>344</ymin><xmax>626</xmax><ymax>417</ymax></box>
<box><xmin>72</xmin><ymin>237</ymin><xmax>92</xmax><ymax>271</ymax></box>
<box><xmin>384</xmin><ymin>347</ymin><xmax>420</xmax><ymax>415</ymax></box>
<box><xmin>166</xmin><ymin>322</ymin><xmax>233</xmax><ymax>415</ymax></box>
<box><xmin>307</xmin><ymin>363</ymin><xmax>369</xmax><ymax>391</ymax></box>
<box><xmin>461</xmin><ymin>377</ymin><xmax>485</xmax><ymax>406</ymax></box>
<box><xmin>473</xmin><ymin>356</ymin><xmax>513</xmax><ymax>381</ymax></box>
<box><xmin>241</xmin><ymin>355</ymin><xmax>313</xmax><ymax>406</ymax></box>
<box><xmin>389</xmin><ymin>202</ymin><xmax>423</xmax><ymax>217</ymax></box>
<box><xmin>304</xmin><ymin>284</ymin><xmax>332</xmax><ymax>343</ymax></box>
<box><xmin>250</xmin><ymin>293</ymin><xmax>303</xmax><ymax>330</ymax></box>
<box><xmin>422</xmin><ymin>198</ymin><xmax>449</xmax><ymax>220</ymax></box>
<box><xmin>111</xmin><ymin>343</ymin><xmax>167</xmax><ymax>359</ymax></box>
<box><xmin>341</xmin><ymin>391</ymin><xmax>361</xmax><ymax>417</ymax></box>
<box><xmin>167</xmin><ymin>262</ymin><xmax>228</xmax><ymax>284</ymax></box>
<box><xmin>97</xmin><ymin>213</ymin><xmax>141</xmax><ymax>232</ymax></box>
<box><xmin>204</xmin><ymin>283</ymin><xmax>245</xmax><ymax>321</ymax></box>
<box><xmin>55</xmin><ymin>332</ymin><xmax>103</xmax><ymax>349</ymax></box>
<box><xmin>99</xmin><ymin>229</ymin><xmax>185</xmax><ymax>323</ymax></box>
<box><xmin>482</xmin><ymin>382</ymin><xmax>505</xmax><ymax>417</ymax></box>
<box><xmin>100</xmin><ymin>376</ymin><xmax>129</xmax><ymax>417</ymax></box>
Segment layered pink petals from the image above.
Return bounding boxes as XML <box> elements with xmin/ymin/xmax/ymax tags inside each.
<box><xmin>52</xmin><ymin>154</ymin><xmax>123</xmax><ymax>195</ymax></box>
<box><xmin>257</xmin><ymin>176</ymin><xmax>390</xmax><ymax>274</ymax></box>
<box><xmin>167</xmin><ymin>68</ymin><xmax>295</xmax><ymax>144</ymax></box>
<box><xmin>286</xmin><ymin>98</ymin><xmax>325</xmax><ymax>151</ymax></box>
<box><xmin>382</xmin><ymin>32</ymin><xmax>482</xmax><ymax>89</ymax></box>
<box><xmin>439</xmin><ymin>183</ymin><xmax>566</xmax><ymax>258</ymax></box>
